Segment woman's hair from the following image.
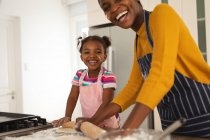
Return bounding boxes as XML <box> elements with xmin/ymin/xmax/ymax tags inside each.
<box><xmin>77</xmin><ymin>35</ymin><xmax>111</xmax><ymax>54</ymax></box>
<box><xmin>98</xmin><ymin>0</ymin><xmax>141</xmax><ymax>5</ymax></box>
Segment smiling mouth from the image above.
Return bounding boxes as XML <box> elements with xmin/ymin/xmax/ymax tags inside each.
<box><xmin>88</xmin><ymin>60</ymin><xmax>98</xmax><ymax>65</ymax></box>
<box><xmin>116</xmin><ymin>11</ymin><xmax>128</xmax><ymax>21</ymax></box>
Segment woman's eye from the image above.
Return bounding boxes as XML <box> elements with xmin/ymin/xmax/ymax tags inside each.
<box><xmin>115</xmin><ymin>0</ymin><xmax>121</xmax><ymax>3</ymax></box>
<box><xmin>102</xmin><ymin>5</ymin><xmax>110</xmax><ymax>13</ymax></box>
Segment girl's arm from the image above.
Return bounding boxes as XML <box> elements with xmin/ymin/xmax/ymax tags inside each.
<box><xmin>65</xmin><ymin>85</ymin><xmax>80</xmax><ymax>118</ymax></box>
<box><xmin>52</xmin><ymin>85</ymin><xmax>79</xmax><ymax>127</ymax></box>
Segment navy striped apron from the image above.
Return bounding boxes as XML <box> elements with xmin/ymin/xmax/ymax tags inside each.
<box><xmin>136</xmin><ymin>10</ymin><xmax>210</xmax><ymax>138</ymax></box>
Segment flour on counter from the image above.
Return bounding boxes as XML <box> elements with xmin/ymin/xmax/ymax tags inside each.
<box><xmin>4</xmin><ymin>128</ymin><xmax>91</xmax><ymax>140</ymax></box>
<box><xmin>55</xmin><ymin>127</ymin><xmax>77</xmax><ymax>133</ymax></box>
<box><xmin>100</xmin><ymin>131</ymin><xmax>154</xmax><ymax>140</ymax></box>
<box><xmin>99</xmin><ymin>129</ymin><xmax>170</xmax><ymax>140</ymax></box>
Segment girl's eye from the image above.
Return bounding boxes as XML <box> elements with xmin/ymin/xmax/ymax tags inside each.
<box><xmin>83</xmin><ymin>51</ymin><xmax>89</xmax><ymax>54</ymax></box>
<box><xmin>115</xmin><ymin>0</ymin><xmax>121</xmax><ymax>3</ymax></box>
<box><xmin>96</xmin><ymin>51</ymin><xmax>102</xmax><ymax>54</ymax></box>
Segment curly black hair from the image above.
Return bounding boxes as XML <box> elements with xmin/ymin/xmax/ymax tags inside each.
<box><xmin>77</xmin><ymin>35</ymin><xmax>111</xmax><ymax>54</ymax></box>
<box><xmin>98</xmin><ymin>0</ymin><xmax>141</xmax><ymax>5</ymax></box>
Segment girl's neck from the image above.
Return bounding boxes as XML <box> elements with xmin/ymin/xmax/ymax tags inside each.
<box><xmin>87</xmin><ymin>66</ymin><xmax>102</xmax><ymax>78</ymax></box>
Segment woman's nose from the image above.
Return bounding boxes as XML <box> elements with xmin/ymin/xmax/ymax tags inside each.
<box><xmin>110</xmin><ymin>4</ymin><xmax>120</xmax><ymax>13</ymax></box>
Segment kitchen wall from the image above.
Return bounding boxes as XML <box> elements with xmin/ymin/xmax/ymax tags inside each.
<box><xmin>0</xmin><ymin>0</ymin><xmax>75</xmax><ymax>121</ymax></box>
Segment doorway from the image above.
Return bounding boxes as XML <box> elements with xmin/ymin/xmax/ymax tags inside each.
<box><xmin>0</xmin><ymin>15</ymin><xmax>22</xmax><ymax>113</ymax></box>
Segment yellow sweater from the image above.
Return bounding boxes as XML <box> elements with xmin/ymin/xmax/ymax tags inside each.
<box><xmin>113</xmin><ymin>4</ymin><xmax>210</xmax><ymax>110</ymax></box>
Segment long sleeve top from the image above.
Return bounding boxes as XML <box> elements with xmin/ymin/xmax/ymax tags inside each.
<box><xmin>113</xmin><ymin>4</ymin><xmax>210</xmax><ymax>110</ymax></box>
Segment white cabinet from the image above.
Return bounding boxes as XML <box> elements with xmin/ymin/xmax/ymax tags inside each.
<box><xmin>86</xmin><ymin>0</ymin><xmax>110</xmax><ymax>27</ymax></box>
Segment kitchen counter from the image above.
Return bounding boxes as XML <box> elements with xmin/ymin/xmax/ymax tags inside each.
<box><xmin>171</xmin><ymin>135</ymin><xmax>209</xmax><ymax>140</ymax></box>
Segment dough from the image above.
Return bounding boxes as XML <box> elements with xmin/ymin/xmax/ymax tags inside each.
<box><xmin>57</xmin><ymin>135</ymin><xmax>90</xmax><ymax>140</ymax></box>
<box><xmin>55</xmin><ymin>128</ymin><xmax>77</xmax><ymax>134</ymax></box>
<box><xmin>62</xmin><ymin>121</ymin><xmax>75</xmax><ymax>128</ymax></box>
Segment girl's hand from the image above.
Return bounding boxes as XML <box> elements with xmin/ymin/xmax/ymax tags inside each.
<box><xmin>51</xmin><ymin>116</ymin><xmax>71</xmax><ymax>127</ymax></box>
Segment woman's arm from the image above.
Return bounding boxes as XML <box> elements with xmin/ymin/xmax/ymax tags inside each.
<box><xmin>90</xmin><ymin>88</ymin><xmax>114</xmax><ymax>122</ymax></box>
<box><xmin>91</xmin><ymin>102</ymin><xmax>121</xmax><ymax>125</ymax></box>
<box><xmin>122</xmin><ymin>102</ymin><xmax>152</xmax><ymax>129</ymax></box>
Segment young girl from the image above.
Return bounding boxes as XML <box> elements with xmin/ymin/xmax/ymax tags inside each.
<box><xmin>52</xmin><ymin>35</ymin><xmax>119</xmax><ymax>129</ymax></box>
<box><xmin>81</xmin><ymin>0</ymin><xmax>210</xmax><ymax>138</ymax></box>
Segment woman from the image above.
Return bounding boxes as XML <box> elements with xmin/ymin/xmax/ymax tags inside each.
<box><xmin>78</xmin><ymin>0</ymin><xmax>210</xmax><ymax>137</ymax></box>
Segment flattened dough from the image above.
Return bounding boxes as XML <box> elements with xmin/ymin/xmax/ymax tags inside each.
<box><xmin>55</xmin><ymin>127</ymin><xmax>77</xmax><ymax>133</ymax></box>
<box><xmin>57</xmin><ymin>136</ymin><xmax>90</xmax><ymax>140</ymax></box>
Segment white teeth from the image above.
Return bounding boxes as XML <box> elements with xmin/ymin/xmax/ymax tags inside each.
<box><xmin>89</xmin><ymin>61</ymin><xmax>97</xmax><ymax>64</ymax></box>
<box><xmin>116</xmin><ymin>11</ymin><xmax>128</xmax><ymax>21</ymax></box>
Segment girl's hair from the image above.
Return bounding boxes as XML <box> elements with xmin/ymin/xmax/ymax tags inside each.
<box><xmin>77</xmin><ymin>35</ymin><xmax>111</xmax><ymax>54</ymax></box>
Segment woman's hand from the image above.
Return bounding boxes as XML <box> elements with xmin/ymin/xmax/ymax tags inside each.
<box><xmin>51</xmin><ymin>116</ymin><xmax>71</xmax><ymax>127</ymax></box>
<box><xmin>75</xmin><ymin>117</ymin><xmax>90</xmax><ymax>131</ymax></box>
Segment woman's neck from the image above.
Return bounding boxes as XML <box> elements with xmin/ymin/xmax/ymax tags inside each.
<box><xmin>132</xmin><ymin>9</ymin><xmax>144</xmax><ymax>32</ymax></box>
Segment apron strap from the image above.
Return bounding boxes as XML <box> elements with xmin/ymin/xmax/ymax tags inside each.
<box><xmin>79</xmin><ymin>70</ymin><xmax>87</xmax><ymax>86</ymax></box>
<box><xmin>144</xmin><ymin>10</ymin><xmax>153</xmax><ymax>48</ymax></box>
<box><xmin>135</xmin><ymin>10</ymin><xmax>153</xmax><ymax>55</ymax></box>
<box><xmin>97</xmin><ymin>66</ymin><xmax>104</xmax><ymax>82</ymax></box>
<box><xmin>79</xmin><ymin>67</ymin><xmax>104</xmax><ymax>86</ymax></box>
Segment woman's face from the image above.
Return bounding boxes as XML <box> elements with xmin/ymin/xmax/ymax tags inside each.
<box><xmin>98</xmin><ymin>0</ymin><xmax>143</xmax><ymax>31</ymax></box>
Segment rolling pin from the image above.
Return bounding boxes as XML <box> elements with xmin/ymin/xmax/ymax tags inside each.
<box><xmin>80</xmin><ymin>121</ymin><xmax>106</xmax><ymax>139</ymax></box>
<box><xmin>62</xmin><ymin>121</ymin><xmax>106</xmax><ymax>139</ymax></box>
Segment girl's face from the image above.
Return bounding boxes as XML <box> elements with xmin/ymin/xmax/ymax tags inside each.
<box><xmin>80</xmin><ymin>40</ymin><xmax>107</xmax><ymax>71</ymax></box>
<box><xmin>98</xmin><ymin>0</ymin><xmax>143</xmax><ymax>32</ymax></box>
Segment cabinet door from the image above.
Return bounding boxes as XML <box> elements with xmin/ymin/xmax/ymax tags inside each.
<box><xmin>168</xmin><ymin>0</ymin><xmax>198</xmax><ymax>43</ymax></box>
<box><xmin>205</xmin><ymin>0</ymin><xmax>210</xmax><ymax>64</ymax></box>
<box><xmin>86</xmin><ymin>0</ymin><xmax>110</xmax><ymax>27</ymax></box>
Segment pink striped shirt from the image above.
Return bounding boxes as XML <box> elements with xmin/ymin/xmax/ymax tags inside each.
<box><xmin>72</xmin><ymin>67</ymin><xmax>117</xmax><ymax>89</ymax></box>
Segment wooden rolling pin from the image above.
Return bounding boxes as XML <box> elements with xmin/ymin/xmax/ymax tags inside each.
<box><xmin>80</xmin><ymin>121</ymin><xmax>106</xmax><ymax>139</ymax></box>
<box><xmin>62</xmin><ymin>121</ymin><xmax>106</xmax><ymax>139</ymax></box>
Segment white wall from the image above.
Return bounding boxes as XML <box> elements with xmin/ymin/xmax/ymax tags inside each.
<box><xmin>0</xmin><ymin>0</ymin><xmax>73</xmax><ymax>121</ymax></box>
<box><xmin>68</xmin><ymin>0</ymin><xmax>88</xmax><ymax>120</ymax></box>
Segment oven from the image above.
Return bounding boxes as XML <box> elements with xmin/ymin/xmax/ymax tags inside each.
<box><xmin>0</xmin><ymin>112</ymin><xmax>53</xmax><ymax>139</ymax></box>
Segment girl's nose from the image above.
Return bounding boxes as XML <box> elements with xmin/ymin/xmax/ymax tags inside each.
<box><xmin>89</xmin><ymin>53</ymin><xmax>96</xmax><ymax>58</ymax></box>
